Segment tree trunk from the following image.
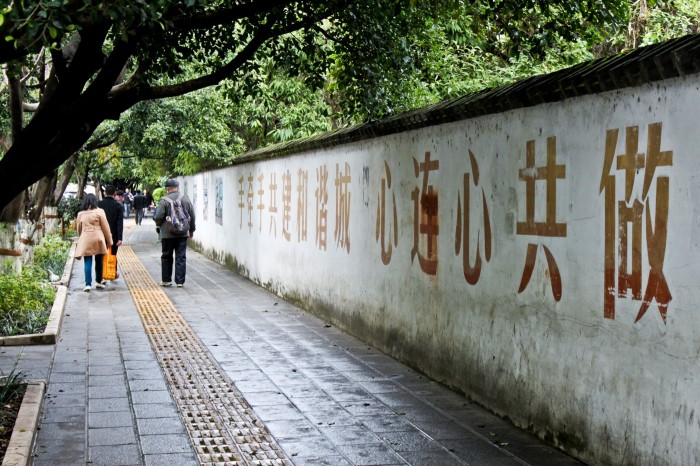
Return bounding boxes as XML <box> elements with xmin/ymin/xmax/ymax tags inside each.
<box><xmin>52</xmin><ymin>154</ymin><xmax>79</xmax><ymax>205</ymax></box>
<box><xmin>77</xmin><ymin>170</ymin><xmax>89</xmax><ymax>200</ymax></box>
<box><xmin>0</xmin><ymin>221</ymin><xmax>21</xmax><ymax>273</ymax></box>
<box><xmin>27</xmin><ymin>175</ymin><xmax>56</xmax><ymax>222</ymax></box>
<box><xmin>43</xmin><ymin>205</ymin><xmax>60</xmax><ymax>235</ymax></box>
<box><xmin>19</xmin><ymin>219</ymin><xmax>42</xmax><ymax>267</ymax></box>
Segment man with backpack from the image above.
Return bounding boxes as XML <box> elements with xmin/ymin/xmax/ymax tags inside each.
<box><xmin>154</xmin><ymin>179</ymin><xmax>196</xmax><ymax>288</ymax></box>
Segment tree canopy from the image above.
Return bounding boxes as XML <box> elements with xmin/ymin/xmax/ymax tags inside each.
<box><xmin>0</xmin><ymin>0</ymin><xmax>630</xmax><ymax>217</ymax></box>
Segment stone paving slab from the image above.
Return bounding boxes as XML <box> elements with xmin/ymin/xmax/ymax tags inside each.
<box><xmin>24</xmin><ymin>218</ymin><xmax>584</xmax><ymax>465</ymax></box>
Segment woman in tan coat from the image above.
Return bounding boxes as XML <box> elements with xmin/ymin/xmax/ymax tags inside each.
<box><xmin>75</xmin><ymin>193</ymin><xmax>113</xmax><ymax>292</ymax></box>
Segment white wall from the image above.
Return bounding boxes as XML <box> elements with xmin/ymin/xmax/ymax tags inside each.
<box><xmin>182</xmin><ymin>74</ymin><xmax>700</xmax><ymax>466</ymax></box>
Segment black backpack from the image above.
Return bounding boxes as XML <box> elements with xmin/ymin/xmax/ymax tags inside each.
<box><xmin>164</xmin><ymin>193</ymin><xmax>191</xmax><ymax>235</ymax></box>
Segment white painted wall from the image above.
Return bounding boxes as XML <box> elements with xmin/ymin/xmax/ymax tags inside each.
<box><xmin>182</xmin><ymin>75</ymin><xmax>700</xmax><ymax>465</ymax></box>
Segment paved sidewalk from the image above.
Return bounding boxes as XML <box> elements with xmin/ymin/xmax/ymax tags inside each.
<box><xmin>23</xmin><ymin>218</ymin><xmax>582</xmax><ymax>465</ymax></box>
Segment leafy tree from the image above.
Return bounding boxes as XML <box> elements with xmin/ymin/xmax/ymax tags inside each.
<box><xmin>0</xmin><ymin>0</ymin><xmax>629</xmax><ymax>219</ymax></box>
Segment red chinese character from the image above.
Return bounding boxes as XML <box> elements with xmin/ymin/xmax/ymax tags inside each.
<box><xmin>282</xmin><ymin>169</ymin><xmax>292</xmax><ymax>242</ymax></box>
<box><xmin>256</xmin><ymin>172</ymin><xmax>265</xmax><ymax>232</ymax></box>
<box><xmin>268</xmin><ymin>172</ymin><xmax>278</xmax><ymax>238</ymax></box>
<box><xmin>411</xmin><ymin>151</ymin><xmax>439</xmax><ymax>275</ymax></box>
<box><xmin>316</xmin><ymin>165</ymin><xmax>329</xmax><ymax>251</ymax></box>
<box><xmin>376</xmin><ymin>161</ymin><xmax>398</xmax><ymax>265</ymax></box>
<box><xmin>297</xmin><ymin>168</ymin><xmax>309</xmax><ymax>242</ymax></box>
<box><xmin>247</xmin><ymin>173</ymin><xmax>254</xmax><ymax>233</ymax></box>
<box><xmin>600</xmin><ymin>123</ymin><xmax>672</xmax><ymax>323</ymax></box>
<box><xmin>516</xmin><ymin>136</ymin><xmax>566</xmax><ymax>301</ymax></box>
<box><xmin>455</xmin><ymin>150</ymin><xmax>492</xmax><ymax>285</ymax></box>
<box><xmin>237</xmin><ymin>175</ymin><xmax>245</xmax><ymax>229</ymax></box>
<box><xmin>334</xmin><ymin>162</ymin><xmax>351</xmax><ymax>253</ymax></box>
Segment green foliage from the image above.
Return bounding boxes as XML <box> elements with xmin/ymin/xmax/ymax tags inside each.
<box><xmin>225</xmin><ymin>59</ymin><xmax>334</xmax><ymax>150</ymax></box>
<box><xmin>32</xmin><ymin>234</ymin><xmax>70</xmax><ymax>282</ymax></box>
<box><xmin>111</xmin><ymin>87</ymin><xmax>240</xmax><ymax>183</ymax></box>
<box><xmin>58</xmin><ymin>197</ymin><xmax>81</xmax><ymax>223</ymax></box>
<box><xmin>152</xmin><ymin>187</ymin><xmax>167</xmax><ymax>203</ymax></box>
<box><xmin>5</xmin><ymin>0</ymin><xmax>700</xmax><ymax>203</ymax></box>
<box><xmin>0</xmin><ymin>370</ymin><xmax>25</xmax><ymax>405</ymax></box>
<box><xmin>0</xmin><ymin>269</ymin><xmax>55</xmax><ymax>337</ymax></box>
<box><xmin>322</xmin><ymin>0</ymin><xmax>627</xmax><ymax>120</ymax></box>
<box><xmin>0</xmin><ymin>0</ymin><xmax>181</xmax><ymax>58</ymax></box>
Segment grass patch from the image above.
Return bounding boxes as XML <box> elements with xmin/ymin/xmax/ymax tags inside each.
<box><xmin>0</xmin><ymin>371</ymin><xmax>27</xmax><ymax>460</ymax></box>
<box><xmin>0</xmin><ymin>234</ymin><xmax>70</xmax><ymax>337</ymax></box>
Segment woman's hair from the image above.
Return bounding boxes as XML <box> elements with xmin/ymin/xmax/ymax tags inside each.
<box><xmin>80</xmin><ymin>193</ymin><xmax>98</xmax><ymax>211</ymax></box>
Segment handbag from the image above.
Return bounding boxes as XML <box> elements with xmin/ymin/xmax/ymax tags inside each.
<box><xmin>102</xmin><ymin>249</ymin><xmax>118</xmax><ymax>281</ymax></box>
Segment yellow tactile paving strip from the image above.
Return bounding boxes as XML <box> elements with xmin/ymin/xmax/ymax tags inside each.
<box><xmin>119</xmin><ymin>246</ymin><xmax>293</xmax><ymax>466</ymax></box>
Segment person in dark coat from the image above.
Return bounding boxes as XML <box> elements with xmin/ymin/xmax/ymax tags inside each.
<box><xmin>97</xmin><ymin>185</ymin><xmax>124</xmax><ymax>284</ymax></box>
<box><xmin>132</xmin><ymin>190</ymin><xmax>148</xmax><ymax>225</ymax></box>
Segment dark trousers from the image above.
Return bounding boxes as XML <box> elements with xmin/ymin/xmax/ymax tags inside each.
<box><xmin>135</xmin><ymin>208</ymin><xmax>144</xmax><ymax>225</ymax></box>
<box><xmin>161</xmin><ymin>237</ymin><xmax>188</xmax><ymax>284</ymax></box>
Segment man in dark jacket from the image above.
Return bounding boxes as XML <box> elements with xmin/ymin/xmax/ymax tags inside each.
<box><xmin>132</xmin><ymin>190</ymin><xmax>148</xmax><ymax>225</ymax></box>
<box><xmin>96</xmin><ymin>185</ymin><xmax>124</xmax><ymax>287</ymax></box>
<box><xmin>154</xmin><ymin>179</ymin><xmax>196</xmax><ymax>288</ymax></box>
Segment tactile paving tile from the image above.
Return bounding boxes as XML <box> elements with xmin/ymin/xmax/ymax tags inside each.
<box><xmin>119</xmin><ymin>246</ymin><xmax>293</xmax><ymax>466</ymax></box>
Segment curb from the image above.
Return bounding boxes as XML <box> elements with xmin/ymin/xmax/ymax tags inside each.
<box><xmin>1</xmin><ymin>382</ymin><xmax>45</xmax><ymax>466</ymax></box>
<box><xmin>55</xmin><ymin>240</ymin><xmax>77</xmax><ymax>287</ymax></box>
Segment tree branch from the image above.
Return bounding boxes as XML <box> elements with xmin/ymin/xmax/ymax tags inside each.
<box><xmin>149</xmin><ymin>22</ymin><xmax>276</xmax><ymax>100</ymax></box>
<box><xmin>6</xmin><ymin>66</ymin><xmax>23</xmax><ymax>141</ymax></box>
<box><xmin>169</xmin><ymin>0</ymin><xmax>292</xmax><ymax>30</ymax></box>
<box><xmin>83</xmin><ymin>129</ymin><xmax>122</xmax><ymax>152</ymax></box>
<box><xmin>312</xmin><ymin>24</ymin><xmax>352</xmax><ymax>49</ymax></box>
<box><xmin>20</xmin><ymin>47</ymin><xmax>46</xmax><ymax>84</ymax></box>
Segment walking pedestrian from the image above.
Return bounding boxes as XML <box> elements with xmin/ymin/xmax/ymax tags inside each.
<box><xmin>74</xmin><ymin>194</ymin><xmax>112</xmax><ymax>292</ymax></box>
<box><xmin>97</xmin><ymin>185</ymin><xmax>124</xmax><ymax>284</ymax></box>
<box><xmin>123</xmin><ymin>188</ymin><xmax>134</xmax><ymax>218</ymax></box>
<box><xmin>154</xmin><ymin>179</ymin><xmax>195</xmax><ymax>288</ymax></box>
<box><xmin>132</xmin><ymin>190</ymin><xmax>148</xmax><ymax>225</ymax></box>
<box><xmin>144</xmin><ymin>189</ymin><xmax>154</xmax><ymax>212</ymax></box>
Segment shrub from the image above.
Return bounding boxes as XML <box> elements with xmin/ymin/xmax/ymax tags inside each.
<box><xmin>152</xmin><ymin>187</ymin><xmax>167</xmax><ymax>203</ymax></box>
<box><xmin>0</xmin><ymin>270</ymin><xmax>55</xmax><ymax>337</ymax></box>
<box><xmin>32</xmin><ymin>235</ymin><xmax>70</xmax><ymax>282</ymax></box>
<box><xmin>58</xmin><ymin>197</ymin><xmax>81</xmax><ymax>223</ymax></box>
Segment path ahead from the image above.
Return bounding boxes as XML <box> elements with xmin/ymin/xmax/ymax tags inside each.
<box><xmin>16</xmin><ymin>218</ymin><xmax>582</xmax><ymax>465</ymax></box>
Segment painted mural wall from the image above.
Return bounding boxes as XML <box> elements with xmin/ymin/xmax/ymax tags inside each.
<box><xmin>181</xmin><ymin>75</ymin><xmax>700</xmax><ymax>466</ymax></box>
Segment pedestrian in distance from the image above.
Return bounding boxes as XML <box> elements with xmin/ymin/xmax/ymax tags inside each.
<box><xmin>123</xmin><ymin>188</ymin><xmax>134</xmax><ymax>218</ymax></box>
<box><xmin>97</xmin><ymin>185</ymin><xmax>124</xmax><ymax>288</ymax></box>
<box><xmin>132</xmin><ymin>190</ymin><xmax>148</xmax><ymax>225</ymax></box>
<box><xmin>74</xmin><ymin>194</ymin><xmax>112</xmax><ymax>292</ymax></box>
<box><xmin>144</xmin><ymin>189</ymin><xmax>154</xmax><ymax>212</ymax></box>
<box><xmin>154</xmin><ymin>179</ymin><xmax>196</xmax><ymax>288</ymax></box>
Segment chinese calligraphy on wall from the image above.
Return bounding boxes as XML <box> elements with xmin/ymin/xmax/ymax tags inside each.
<box><xmin>198</xmin><ymin>120</ymin><xmax>673</xmax><ymax>325</ymax></box>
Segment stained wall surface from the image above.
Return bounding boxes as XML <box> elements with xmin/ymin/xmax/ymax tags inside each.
<box><xmin>181</xmin><ymin>75</ymin><xmax>700</xmax><ymax>465</ymax></box>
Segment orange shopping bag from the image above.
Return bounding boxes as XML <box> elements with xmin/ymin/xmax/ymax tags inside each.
<box><xmin>102</xmin><ymin>250</ymin><xmax>118</xmax><ymax>281</ymax></box>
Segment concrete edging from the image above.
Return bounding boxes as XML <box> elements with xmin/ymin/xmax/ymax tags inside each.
<box><xmin>0</xmin><ymin>239</ymin><xmax>74</xmax><ymax>347</ymax></box>
<box><xmin>1</xmin><ymin>382</ymin><xmax>45</xmax><ymax>466</ymax></box>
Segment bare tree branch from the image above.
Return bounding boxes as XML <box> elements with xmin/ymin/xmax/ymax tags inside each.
<box><xmin>20</xmin><ymin>47</ymin><xmax>46</xmax><ymax>84</ymax></box>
